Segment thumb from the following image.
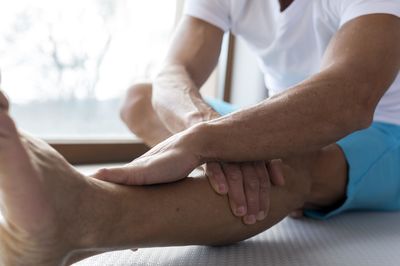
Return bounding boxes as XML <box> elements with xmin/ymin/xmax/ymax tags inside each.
<box><xmin>93</xmin><ymin>165</ymin><xmax>146</xmax><ymax>185</ymax></box>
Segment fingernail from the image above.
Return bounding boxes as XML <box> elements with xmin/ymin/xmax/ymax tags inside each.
<box><xmin>244</xmin><ymin>215</ymin><xmax>256</xmax><ymax>225</ymax></box>
<box><xmin>219</xmin><ymin>184</ymin><xmax>227</xmax><ymax>193</ymax></box>
<box><xmin>236</xmin><ymin>206</ymin><xmax>246</xmax><ymax>216</ymax></box>
<box><xmin>257</xmin><ymin>211</ymin><xmax>266</xmax><ymax>221</ymax></box>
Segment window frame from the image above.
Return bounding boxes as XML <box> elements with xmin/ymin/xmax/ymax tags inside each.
<box><xmin>46</xmin><ymin>0</ymin><xmax>236</xmax><ymax>164</ymax></box>
<box><xmin>50</xmin><ymin>33</ymin><xmax>235</xmax><ymax>164</ymax></box>
<box><xmin>49</xmin><ymin>139</ymin><xmax>149</xmax><ymax>165</ymax></box>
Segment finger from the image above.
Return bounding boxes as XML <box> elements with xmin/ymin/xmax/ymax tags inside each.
<box><xmin>206</xmin><ymin>162</ymin><xmax>228</xmax><ymax>194</ymax></box>
<box><xmin>254</xmin><ymin>161</ymin><xmax>270</xmax><ymax>221</ymax></box>
<box><xmin>241</xmin><ymin>163</ymin><xmax>260</xmax><ymax>225</ymax></box>
<box><xmin>268</xmin><ymin>159</ymin><xmax>285</xmax><ymax>186</ymax></box>
<box><xmin>93</xmin><ymin>166</ymin><xmax>138</xmax><ymax>184</ymax></box>
<box><xmin>93</xmin><ymin>159</ymin><xmax>151</xmax><ymax>185</ymax></box>
<box><xmin>93</xmin><ymin>164</ymin><xmax>164</xmax><ymax>185</ymax></box>
<box><xmin>94</xmin><ymin>151</ymin><xmax>196</xmax><ymax>185</ymax></box>
<box><xmin>222</xmin><ymin>163</ymin><xmax>247</xmax><ymax>217</ymax></box>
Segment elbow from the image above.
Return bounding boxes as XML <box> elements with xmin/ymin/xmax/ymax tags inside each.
<box><xmin>357</xmin><ymin>109</ymin><xmax>374</xmax><ymax>130</ymax></box>
<box><xmin>344</xmin><ymin>100</ymin><xmax>374</xmax><ymax>133</ymax></box>
<box><xmin>346</xmin><ymin>72</ymin><xmax>389</xmax><ymax>131</ymax></box>
<box><xmin>337</xmin><ymin>79</ymin><xmax>376</xmax><ymax>133</ymax></box>
<box><xmin>355</xmin><ymin>90</ymin><xmax>376</xmax><ymax>130</ymax></box>
<box><xmin>330</xmin><ymin>100</ymin><xmax>374</xmax><ymax>136</ymax></box>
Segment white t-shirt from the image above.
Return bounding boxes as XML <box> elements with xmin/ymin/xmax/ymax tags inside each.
<box><xmin>184</xmin><ymin>0</ymin><xmax>400</xmax><ymax>126</ymax></box>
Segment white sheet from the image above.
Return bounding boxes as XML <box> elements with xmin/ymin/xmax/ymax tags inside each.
<box><xmin>74</xmin><ymin>165</ymin><xmax>400</xmax><ymax>266</ymax></box>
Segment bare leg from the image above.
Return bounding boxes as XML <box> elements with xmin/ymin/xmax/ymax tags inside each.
<box><xmin>120</xmin><ymin>83</ymin><xmax>171</xmax><ymax>147</ymax></box>
<box><xmin>0</xmin><ymin>98</ymin><xmax>347</xmax><ymax>265</ymax></box>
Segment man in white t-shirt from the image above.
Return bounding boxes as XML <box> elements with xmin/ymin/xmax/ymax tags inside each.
<box><xmin>103</xmin><ymin>0</ymin><xmax>400</xmax><ymax>223</ymax></box>
<box><xmin>0</xmin><ymin>1</ymin><xmax>399</xmax><ymax>263</ymax></box>
<box><xmin>101</xmin><ymin>0</ymin><xmax>400</xmax><ymax>224</ymax></box>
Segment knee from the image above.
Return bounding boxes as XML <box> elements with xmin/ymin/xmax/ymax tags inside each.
<box><xmin>120</xmin><ymin>83</ymin><xmax>152</xmax><ymax>129</ymax></box>
<box><xmin>307</xmin><ymin>145</ymin><xmax>348</xmax><ymax>208</ymax></box>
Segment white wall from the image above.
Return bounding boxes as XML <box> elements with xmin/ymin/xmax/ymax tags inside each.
<box><xmin>230</xmin><ymin>38</ymin><xmax>267</xmax><ymax>108</ymax></box>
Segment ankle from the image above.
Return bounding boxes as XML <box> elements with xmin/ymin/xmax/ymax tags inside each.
<box><xmin>60</xmin><ymin>184</ymin><xmax>113</xmax><ymax>265</ymax></box>
<box><xmin>71</xmin><ymin>177</ymin><xmax>133</xmax><ymax>252</ymax></box>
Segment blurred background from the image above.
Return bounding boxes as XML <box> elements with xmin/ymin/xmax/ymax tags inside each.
<box><xmin>0</xmin><ymin>0</ymin><xmax>264</xmax><ymax>143</ymax></box>
<box><xmin>0</xmin><ymin>0</ymin><xmax>178</xmax><ymax>140</ymax></box>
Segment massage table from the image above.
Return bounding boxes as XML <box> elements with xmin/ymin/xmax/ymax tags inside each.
<box><xmin>74</xmin><ymin>164</ymin><xmax>400</xmax><ymax>266</ymax></box>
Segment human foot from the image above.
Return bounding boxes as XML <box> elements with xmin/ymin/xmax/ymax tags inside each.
<box><xmin>0</xmin><ymin>96</ymin><xmax>103</xmax><ymax>265</ymax></box>
<box><xmin>0</xmin><ymin>97</ymin><xmax>66</xmax><ymax>265</ymax></box>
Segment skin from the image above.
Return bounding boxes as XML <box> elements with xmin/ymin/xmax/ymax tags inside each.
<box><xmin>117</xmin><ymin>14</ymin><xmax>399</xmax><ymax>219</ymax></box>
<box><xmin>0</xmin><ymin>6</ymin><xmax>394</xmax><ymax>266</ymax></box>
<box><xmin>196</xmin><ymin>14</ymin><xmax>400</xmax><ymax>162</ymax></box>
<box><xmin>0</xmin><ymin>93</ymin><xmax>347</xmax><ymax>265</ymax></box>
<box><xmin>121</xmin><ymin>16</ymin><xmax>285</xmax><ymax>225</ymax></box>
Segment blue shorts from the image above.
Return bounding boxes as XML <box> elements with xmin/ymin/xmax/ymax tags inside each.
<box><xmin>205</xmin><ymin>97</ymin><xmax>400</xmax><ymax>219</ymax></box>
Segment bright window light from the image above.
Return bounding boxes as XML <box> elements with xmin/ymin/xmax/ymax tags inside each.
<box><xmin>0</xmin><ymin>0</ymin><xmax>177</xmax><ymax>140</ymax></box>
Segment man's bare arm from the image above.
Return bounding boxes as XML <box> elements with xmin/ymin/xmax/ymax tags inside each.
<box><xmin>165</xmin><ymin>16</ymin><xmax>223</xmax><ymax>87</ymax></box>
<box><xmin>193</xmin><ymin>14</ymin><xmax>400</xmax><ymax>162</ymax></box>
<box><xmin>99</xmin><ymin>15</ymin><xmax>398</xmax><ymax>215</ymax></box>
<box><xmin>147</xmin><ymin>16</ymin><xmax>281</xmax><ymax>224</ymax></box>
<box><xmin>152</xmin><ymin>16</ymin><xmax>224</xmax><ymax>133</ymax></box>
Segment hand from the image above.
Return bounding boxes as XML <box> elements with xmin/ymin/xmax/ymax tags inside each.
<box><xmin>152</xmin><ymin>65</ymin><xmax>219</xmax><ymax>133</ymax></box>
<box><xmin>94</xmin><ymin>131</ymin><xmax>202</xmax><ymax>185</ymax></box>
<box><xmin>205</xmin><ymin>159</ymin><xmax>285</xmax><ymax>225</ymax></box>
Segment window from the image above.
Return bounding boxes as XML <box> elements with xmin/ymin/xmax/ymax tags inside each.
<box><xmin>0</xmin><ymin>0</ymin><xmax>180</xmax><ymax>141</ymax></box>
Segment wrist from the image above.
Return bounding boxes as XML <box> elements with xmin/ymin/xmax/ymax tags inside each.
<box><xmin>186</xmin><ymin>107</ymin><xmax>220</xmax><ymax>128</ymax></box>
<box><xmin>153</xmin><ymin>64</ymin><xmax>222</xmax><ymax>132</ymax></box>
<box><xmin>152</xmin><ymin>89</ymin><xmax>220</xmax><ymax>133</ymax></box>
<box><xmin>181</xmin><ymin>122</ymin><xmax>216</xmax><ymax>164</ymax></box>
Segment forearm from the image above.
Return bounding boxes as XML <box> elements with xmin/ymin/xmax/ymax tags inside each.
<box><xmin>195</xmin><ymin>70</ymin><xmax>374</xmax><ymax>162</ymax></box>
<box><xmin>151</xmin><ymin>17</ymin><xmax>223</xmax><ymax>133</ymax></box>
<box><xmin>194</xmin><ymin>14</ymin><xmax>400</xmax><ymax>163</ymax></box>
<box><xmin>192</xmin><ymin>14</ymin><xmax>400</xmax><ymax>163</ymax></box>
<box><xmin>152</xmin><ymin>65</ymin><xmax>219</xmax><ymax>133</ymax></box>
